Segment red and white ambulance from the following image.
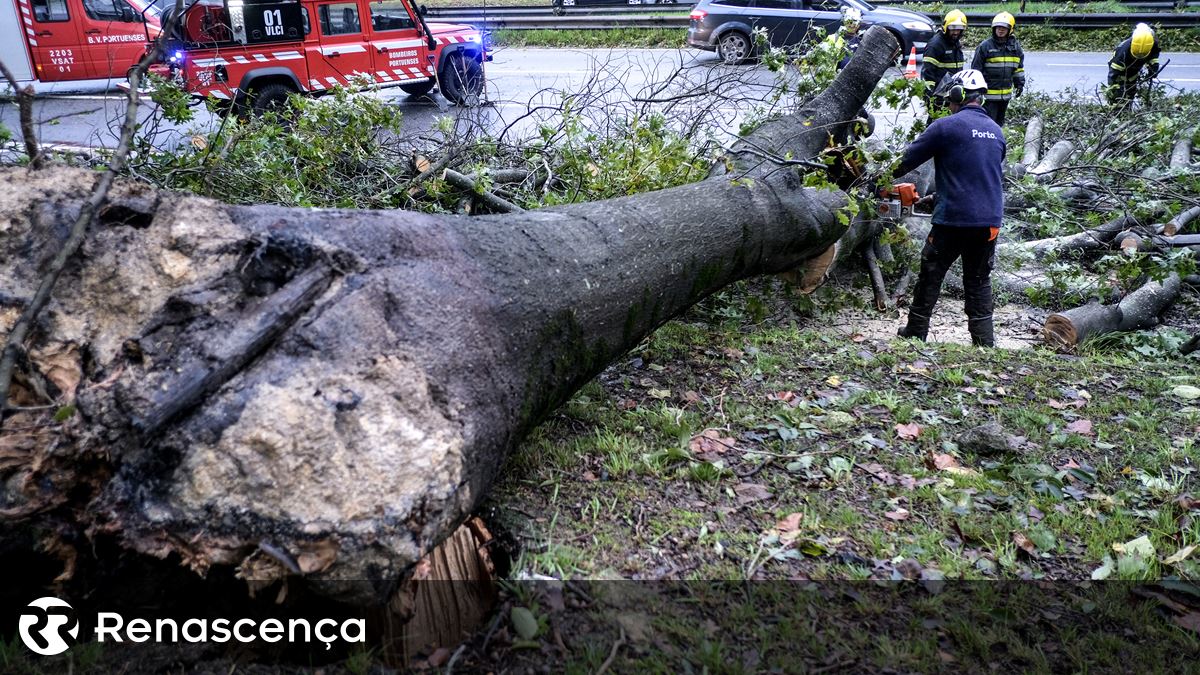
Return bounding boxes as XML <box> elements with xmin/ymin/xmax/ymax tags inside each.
<box><xmin>0</xmin><ymin>0</ymin><xmax>161</xmax><ymax>92</ymax></box>
<box><xmin>146</xmin><ymin>0</ymin><xmax>488</xmax><ymax>114</ymax></box>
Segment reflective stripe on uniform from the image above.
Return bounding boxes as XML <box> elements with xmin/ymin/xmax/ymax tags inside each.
<box><xmin>1110</xmin><ymin>62</ymin><xmax>1126</xmax><ymax>71</ymax></box>
<box><xmin>985</xmin><ymin>56</ymin><xmax>1021</xmax><ymax>63</ymax></box>
<box><xmin>987</xmin><ymin>87</ymin><xmax>1013</xmax><ymax>95</ymax></box>
<box><xmin>924</xmin><ymin>57</ymin><xmax>964</xmax><ymax>68</ymax></box>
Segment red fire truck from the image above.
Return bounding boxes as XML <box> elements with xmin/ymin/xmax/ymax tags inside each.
<box><xmin>145</xmin><ymin>0</ymin><xmax>488</xmax><ymax>113</ymax></box>
<box><xmin>0</xmin><ymin>0</ymin><xmax>161</xmax><ymax>92</ymax></box>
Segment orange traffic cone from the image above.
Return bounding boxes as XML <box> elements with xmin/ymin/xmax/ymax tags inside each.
<box><xmin>903</xmin><ymin>46</ymin><xmax>919</xmax><ymax>80</ymax></box>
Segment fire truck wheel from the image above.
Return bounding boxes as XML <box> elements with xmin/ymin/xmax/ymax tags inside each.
<box><xmin>247</xmin><ymin>83</ymin><xmax>295</xmax><ymax>117</ymax></box>
<box><xmin>399</xmin><ymin>81</ymin><xmax>435</xmax><ymax>97</ymax></box>
<box><xmin>439</xmin><ymin>53</ymin><xmax>484</xmax><ymax>106</ymax></box>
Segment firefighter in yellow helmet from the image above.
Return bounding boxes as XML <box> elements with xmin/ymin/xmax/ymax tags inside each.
<box><xmin>922</xmin><ymin>10</ymin><xmax>968</xmax><ymax>94</ymax></box>
<box><xmin>1107</xmin><ymin>23</ymin><xmax>1161</xmax><ymax>105</ymax></box>
<box><xmin>971</xmin><ymin>12</ymin><xmax>1026</xmax><ymax>125</ymax></box>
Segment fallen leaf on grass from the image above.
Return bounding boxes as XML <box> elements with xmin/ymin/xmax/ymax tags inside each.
<box><xmin>773</xmin><ymin>391</ymin><xmax>796</xmax><ymax>403</ymax></box>
<box><xmin>1171</xmin><ymin>385</ymin><xmax>1200</xmax><ymax>401</ymax></box>
<box><xmin>734</xmin><ymin>483</ymin><xmax>771</xmax><ymax>505</ymax></box>
<box><xmin>1164</xmin><ymin>545</ymin><xmax>1197</xmax><ymax>565</ymax></box>
<box><xmin>689</xmin><ymin>429</ymin><xmax>736</xmax><ymax>461</ymax></box>
<box><xmin>858</xmin><ymin>462</ymin><xmax>896</xmax><ymax>485</ymax></box>
<box><xmin>648</xmin><ymin>388</ymin><xmax>672</xmax><ymax>399</ymax></box>
<box><xmin>683</xmin><ymin>390</ymin><xmax>702</xmax><ymax>404</ymax></box>
<box><xmin>885</xmin><ymin>508</ymin><xmax>910</xmax><ymax>522</ymax></box>
<box><xmin>1013</xmin><ymin>531</ymin><xmax>1037</xmax><ymax>558</ymax></box>
<box><xmin>1065</xmin><ymin>419</ymin><xmax>1094</xmax><ymax>436</ymax></box>
<box><xmin>929</xmin><ymin>452</ymin><xmax>977</xmax><ymax>475</ymax></box>
<box><xmin>1175</xmin><ymin>613</ymin><xmax>1200</xmax><ymax>635</ymax></box>
<box><xmin>1176</xmin><ymin>495</ymin><xmax>1200</xmax><ymax>511</ymax></box>
<box><xmin>895</xmin><ymin>422</ymin><xmax>922</xmax><ymax>440</ymax></box>
<box><xmin>581</xmin><ymin>471</ymin><xmax>598</xmax><ymax>482</ymax></box>
<box><xmin>775</xmin><ymin>512</ymin><xmax>803</xmax><ymax>535</ymax></box>
<box><xmin>898</xmin><ymin>475</ymin><xmax>939</xmax><ymax>490</ymax></box>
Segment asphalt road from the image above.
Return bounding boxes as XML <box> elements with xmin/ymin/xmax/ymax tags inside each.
<box><xmin>4</xmin><ymin>49</ymin><xmax>1199</xmax><ymax>152</ymax></box>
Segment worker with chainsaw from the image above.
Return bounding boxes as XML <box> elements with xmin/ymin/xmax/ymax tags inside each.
<box><xmin>893</xmin><ymin>69</ymin><xmax>1007</xmax><ymax>348</ymax></box>
<box><xmin>1107</xmin><ymin>23</ymin><xmax>1162</xmax><ymax>106</ymax></box>
<box><xmin>922</xmin><ymin>10</ymin><xmax>968</xmax><ymax>100</ymax></box>
<box><xmin>971</xmin><ymin>12</ymin><xmax>1026</xmax><ymax>126</ymax></box>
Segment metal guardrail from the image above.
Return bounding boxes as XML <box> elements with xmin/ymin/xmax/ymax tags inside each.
<box><xmin>427</xmin><ymin>6</ymin><xmax>1200</xmax><ymax>30</ymax></box>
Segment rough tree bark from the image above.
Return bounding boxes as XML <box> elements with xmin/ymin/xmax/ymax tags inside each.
<box><xmin>1022</xmin><ymin>116</ymin><xmax>1043</xmax><ymax>167</ymax></box>
<box><xmin>0</xmin><ymin>32</ymin><xmax>899</xmax><ymax>605</ymax></box>
<box><xmin>1043</xmin><ymin>273</ymin><xmax>1182</xmax><ymax>351</ymax></box>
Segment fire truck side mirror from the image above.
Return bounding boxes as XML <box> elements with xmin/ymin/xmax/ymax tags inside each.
<box><xmin>119</xmin><ymin>2</ymin><xmax>136</xmax><ymax>21</ymax></box>
<box><xmin>417</xmin><ymin>4</ymin><xmax>427</xmax><ymax>17</ymax></box>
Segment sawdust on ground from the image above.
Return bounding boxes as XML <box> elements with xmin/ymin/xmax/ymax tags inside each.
<box><xmin>825</xmin><ymin>302</ymin><xmax>1049</xmax><ymax>351</ymax></box>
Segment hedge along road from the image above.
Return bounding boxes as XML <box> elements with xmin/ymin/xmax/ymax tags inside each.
<box><xmin>4</xmin><ymin>48</ymin><xmax>1200</xmax><ymax>153</ymax></box>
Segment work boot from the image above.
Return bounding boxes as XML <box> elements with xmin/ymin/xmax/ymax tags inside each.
<box><xmin>897</xmin><ymin>321</ymin><xmax>928</xmax><ymax>341</ymax></box>
<box><xmin>968</xmin><ymin>317</ymin><xmax>995</xmax><ymax>347</ymax></box>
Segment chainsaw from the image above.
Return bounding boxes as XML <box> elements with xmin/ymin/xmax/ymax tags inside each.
<box><xmin>876</xmin><ymin>183</ymin><xmax>923</xmax><ymax>219</ymax></box>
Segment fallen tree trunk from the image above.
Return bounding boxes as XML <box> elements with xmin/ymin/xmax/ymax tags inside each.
<box><xmin>1043</xmin><ymin>273</ymin><xmax>1182</xmax><ymax>351</ymax></box>
<box><xmin>0</xmin><ymin>31</ymin><xmax>900</xmax><ymax>606</ymax></box>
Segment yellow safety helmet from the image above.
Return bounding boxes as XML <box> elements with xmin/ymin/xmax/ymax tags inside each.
<box><xmin>1131</xmin><ymin>23</ymin><xmax>1155</xmax><ymax>59</ymax></box>
<box><xmin>944</xmin><ymin>10</ymin><xmax>968</xmax><ymax>32</ymax></box>
<box><xmin>992</xmin><ymin>12</ymin><xmax>1015</xmax><ymax>30</ymax></box>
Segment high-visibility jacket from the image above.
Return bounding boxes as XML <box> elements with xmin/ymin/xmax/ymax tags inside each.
<box><xmin>971</xmin><ymin>36</ymin><xmax>1026</xmax><ymax>101</ymax></box>
<box><xmin>1108</xmin><ymin>37</ymin><xmax>1161</xmax><ymax>84</ymax></box>
<box><xmin>921</xmin><ymin>31</ymin><xmax>965</xmax><ymax>87</ymax></box>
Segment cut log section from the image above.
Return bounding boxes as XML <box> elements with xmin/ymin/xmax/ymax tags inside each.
<box><xmin>1043</xmin><ymin>273</ymin><xmax>1182</xmax><ymax>351</ymax></box>
<box><xmin>376</xmin><ymin>517</ymin><xmax>497</xmax><ymax>668</ymax></box>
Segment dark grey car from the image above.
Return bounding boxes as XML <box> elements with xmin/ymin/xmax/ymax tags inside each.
<box><xmin>687</xmin><ymin>0</ymin><xmax>935</xmax><ymax>66</ymax></box>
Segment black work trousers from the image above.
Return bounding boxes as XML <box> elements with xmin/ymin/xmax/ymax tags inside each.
<box><xmin>984</xmin><ymin>98</ymin><xmax>1009</xmax><ymax>126</ymax></box>
<box><xmin>901</xmin><ymin>224</ymin><xmax>997</xmax><ymax>347</ymax></box>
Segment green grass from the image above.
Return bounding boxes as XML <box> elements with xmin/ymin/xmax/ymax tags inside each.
<box><xmin>490</xmin><ymin>278</ymin><xmax>1200</xmax><ymax>586</ymax></box>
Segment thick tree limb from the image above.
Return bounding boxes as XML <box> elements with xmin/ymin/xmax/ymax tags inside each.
<box><xmin>1021</xmin><ymin>116</ymin><xmax>1043</xmax><ymax>167</ymax></box>
<box><xmin>1018</xmin><ymin>213</ymin><xmax>1150</xmax><ymax>261</ymax></box>
<box><xmin>1171</xmin><ymin>129</ymin><xmax>1194</xmax><ymax>169</ymax></box>
<box><xmin>1164</xmin><ymin>205</ymin><xmax>1200</xmax><ymax>236</ymax></box>
<box><xmin>713</xmin><ymin>27</ymin><xmax>899</xmax><ymax>179</ymax></box>
<box><xmin>1043</xmin><ymin>273</ymin><xmax>1182</xmax><ymax>351</ymax></box>
<box><xmin>1028</xmin><ymin>140</ymin><xmax>1075</xmax><ymax>182</ymax></box>
<box><xmin>0</xmin><ymin>60</ymin><xmax>42</xmax><ymax>170</ymax></box>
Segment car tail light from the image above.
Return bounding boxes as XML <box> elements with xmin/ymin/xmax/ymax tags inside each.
<box><xmin>689</xmin><ymin>8</ymin><xmax>707</xmax><ymax>20</ymax></box>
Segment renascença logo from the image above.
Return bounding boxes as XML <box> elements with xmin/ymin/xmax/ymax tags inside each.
<box><xmin>15</xmin><ymin>597</ymin><xmax>365</xmax><ymax>656</ymax></box>
<box><xmin>18</xmin><ymin>597</ymin><xmax>80</xmax><ymax>656</ymax></box>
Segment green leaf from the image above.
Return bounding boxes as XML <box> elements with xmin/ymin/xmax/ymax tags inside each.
<box><xmin>511</xmin><ymin>606</ymin><xmax>539</xmax><ymax>641</ymax></box>
<box><xmin>797</xmin><ymin>539</ymin><xmax>829</xmax><ymax>557</ymax></box>
<box><xmin>53</xmin><ymin>405</ymin><xmax>77</xmax><ymax>422</ymax></box>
